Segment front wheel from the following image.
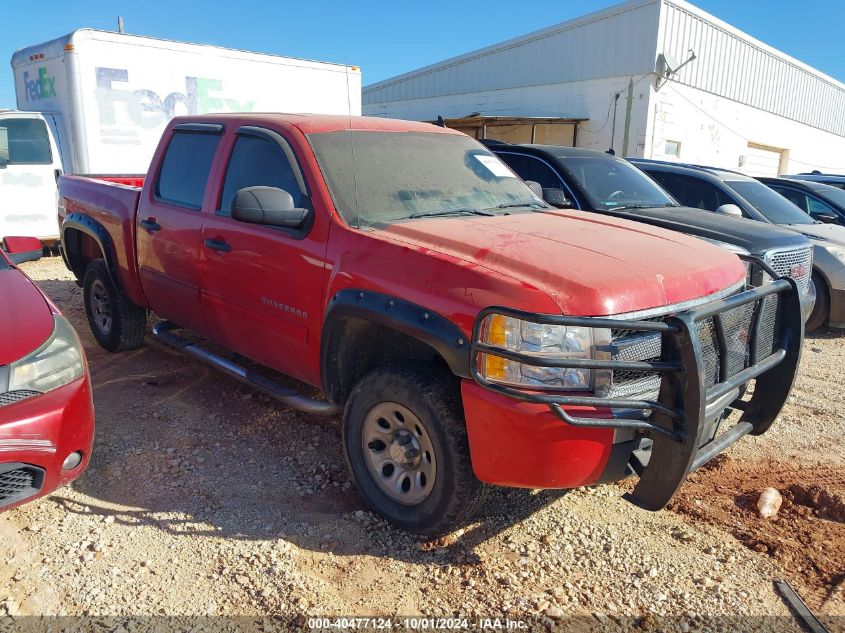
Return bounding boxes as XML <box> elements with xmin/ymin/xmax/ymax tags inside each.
<box><xmin>806</xmin><ymin>272</ymin><xmax>829</xmax><ymax>332</ymax></box>
<box><xmin>83</xmin><ymin>258</ymin><xmax>147</xmax><ymax>352</ymax></box>
<box><xmin>342</xmin><ymin>363</ymin><xmax>484</xmax><ymax>536</ymax></box>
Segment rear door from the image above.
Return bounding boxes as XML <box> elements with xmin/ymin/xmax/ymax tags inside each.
<box><xmin>199</xmin><ymin>125</ymin><xmax>328</xmax><ymax>384</ymax></box>
<box><xmin>136</xmin><ymin>123</ymin><xmax>223</xmax><ymax>333</ymax></box>
<box><xmin>0</xmin><ymin>114</ymin><xmax>63</xmax><ymax>240</ymax></box>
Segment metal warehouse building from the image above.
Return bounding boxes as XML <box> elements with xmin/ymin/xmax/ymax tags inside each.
<box><xmin>363</xmin><ymin>0</ymin><xmax>845</xmax><ymax>176</ymax></box>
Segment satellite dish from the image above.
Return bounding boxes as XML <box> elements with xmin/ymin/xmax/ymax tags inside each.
<box><xmin>656</xmin><ymin>52</ymin><xmax>681</xmax><ymax>77</ymax></box>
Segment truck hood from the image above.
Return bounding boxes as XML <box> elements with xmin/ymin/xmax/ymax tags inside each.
<box><xmin>378</xmin><ymin>211</ymin><xmax>745</xmax><ymax>316</ymax></box>
<box><xmin>786</xmin><ymin>222</ymin><xmax>845</xmax><ymax>246</ymax></box>
<box><xmin>610</xmin><ymin>206</ymin><xmax>810</xmax><ymax>254</ymax></box>
<box><xmin>0</xmin><ymin>268</ymin><xmax>54</xmax><ymax>366</ymax></box>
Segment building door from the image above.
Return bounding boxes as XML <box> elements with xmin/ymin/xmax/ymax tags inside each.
<box><xmin>742</xmin><ymin>143</ymin><xmax>785</xmax><ymax>177</ymax></box>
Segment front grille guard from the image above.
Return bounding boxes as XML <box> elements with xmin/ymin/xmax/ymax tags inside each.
<box><xmin>469</xmin><ymin>256</ymin><xmax>804</xmax><ymax>510</ymax></box>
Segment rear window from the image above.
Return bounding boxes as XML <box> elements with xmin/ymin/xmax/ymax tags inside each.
<box><xmin>155</xmin><ymin>131</ymin><xmax>221</xmax><ymax>209</ymax></box>
<box><xmin>0</xmin><ymin>118</ymin><xmax>52</xmax><ymax>165</ymax></box>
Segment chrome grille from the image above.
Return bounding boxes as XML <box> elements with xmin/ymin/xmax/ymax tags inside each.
<box><xmin>768</xmin><ymin>247</ymin><xmax>812</xmax><ymax>294</ymax></box>
<box><xmin>0</xmin><ymin>391</ymin><xmax>41</xmax><ymax>408</ymax></box>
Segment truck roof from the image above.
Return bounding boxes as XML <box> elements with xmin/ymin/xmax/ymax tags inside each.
<box><xmin>171</xmin><ymin>113</ymin><xmax>460</xmax><ymax>136</ymax></box>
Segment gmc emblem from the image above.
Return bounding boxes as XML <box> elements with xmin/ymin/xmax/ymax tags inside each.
<box><xmin>790</xmin><ymin>263</ymin><xmax>808</xmax><ymax>279</ymax></box>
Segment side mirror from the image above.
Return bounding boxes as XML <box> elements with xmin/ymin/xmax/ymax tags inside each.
<box><xmin>542</xmin><ymin>188</ymin><xmax>572</xmax><ymax>208</ymax></box>
<box><xmin>231</xmin><ymin>186</ymin><xmax>310</xmax><ymax>229</ymax></box>
<box><xmin>715</xmin><ymin>203</ymin><xmax>743</xmax><ymax>217</ymax></box>
<box><xmin>524</xmin><ymin>180</ymin><xmax>543</xmax><ymax>198</ymax></box>
<box><xmin>2</xmin><ymin>236</ymin><xmax>43</xmax><ymax>264</ymax></box>
<box><xmin>815</xmin><ymin>212</ymin><xmax>839</xmax><ymax>224</ymax></box>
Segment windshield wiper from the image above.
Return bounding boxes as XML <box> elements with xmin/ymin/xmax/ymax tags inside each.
<box><xmin>486</xmin><ymin>201</ymin><xmax>547</xmax><ymax>210</ymax></box>
<box><xmin>406</xmin><ymin>208</ymin><xmax>495</xmax><ymax>219</ymax></box>
<box><xmin>607</xmin><ymin>204</ymin><xmax>660</xmax><ymax>211</ymax></box>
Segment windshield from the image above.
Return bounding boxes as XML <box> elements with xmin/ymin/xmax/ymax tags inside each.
<box><xmin>307</xmin><ymin>131</ymin><xmax>544</xmax><ymax>226</ymax></box>
<box><xmin>0</xmin><ymin>118</ymin><xmax>52</xmax><ymax>165</ymax></box>
<box><xmin>726</xmin><ymin>180</ymin><xmax>815</xmax><ymax>224</ymax></box>
<box><xmin>559</xmin><ymin>155</ymin><xmax>677</xmax><ymax>209</ymax></box>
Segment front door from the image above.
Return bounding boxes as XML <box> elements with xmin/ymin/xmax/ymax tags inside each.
<box><xmin>0</xmin><ymin>114</ymin><xmax>64</xmax><ymax>240</ymax></box>
<box><xmin>200</xmin><ymin>127</ymin><xmax>328</xmax><ymax>384</ymax></box>
<box><xmin>136</xmin><ymin>125</ymin><xmax>222</xmax><ymax>333</ymax></box>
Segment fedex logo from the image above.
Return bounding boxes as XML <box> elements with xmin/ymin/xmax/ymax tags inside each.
<box><xmin>96</xmin><ymin>67</ymin><xmax>255</xmax><ymax>129</ymax></box>
<box><xmin>23</xmin><ymin>67</ymin><xmax>57</xmax><ymax>101</ymax></box>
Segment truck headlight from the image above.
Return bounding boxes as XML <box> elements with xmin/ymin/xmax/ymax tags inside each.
<box><xmin>479</xmin><ymin>314</ymin><xmax>608</xmax><ymax>391</ymax></box>
<box><xmin>8</xmin><ymin>316</ymin><xmax>85</xmax><ymax>393</ymax></box>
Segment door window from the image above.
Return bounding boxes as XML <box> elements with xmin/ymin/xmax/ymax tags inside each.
<box><xmin>647</xmin><ymin>172</ymin><xmax>734</xmax><ymax>212</ymax></box>
<box><xmin>769</xmin><ymin>186</ymin><xmax>808</xmax><ymax>212</ymax></box>
<box><xmin>0</xmin><ymin>118</ymin><xmax>52</xmax><ymax>164</ymax></box>
<box><xmin>219</xmin><ymin>134</ymin><xmax>305</xmax><ymax>215</ymax></box>
<box><xmin>806</xmin><ymin>195</ymin><xmax>838</xmax><ymax>218</ymax></box>
<box><xmin>496</xmin><ymin>152</ymin><xmax>564</xmax><ymax>189</ymax></box>
<box><xmin>155</xmin><ymin>131</ymin><xmax>221</xmax><ymax>209</ymax></box>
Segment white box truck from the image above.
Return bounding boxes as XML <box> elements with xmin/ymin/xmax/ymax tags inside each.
<box><xmin>2</xmin><ymin>29</ymin><xmax>361</xmax><ymax>241</ymax></box>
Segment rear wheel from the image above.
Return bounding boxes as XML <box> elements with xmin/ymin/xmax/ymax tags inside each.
<box><xmin>806</xmin><ymin>272</ymin><xmax>829</xmax><ymax>332</ymax></box>
<box><xmin>83</xmin><ymin>258</ymin><xmax>147</xmax><ymax>352</ymax></box>
<box><xmin>342</xmin><ymin>363</ymin><xmax>484</xmax><ymax>536</ymax></box>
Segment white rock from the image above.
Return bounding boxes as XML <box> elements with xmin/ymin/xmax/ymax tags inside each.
<box><xmin>757</xmin><ymin>488</ymin><xmax>783</xmax><ymax>518</ymax></box>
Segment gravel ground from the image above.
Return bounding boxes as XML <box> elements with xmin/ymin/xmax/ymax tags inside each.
<box><xmin>2</xmin><ymin>256</ymin><xmax>843</xmax><ymax>630</ymax></box>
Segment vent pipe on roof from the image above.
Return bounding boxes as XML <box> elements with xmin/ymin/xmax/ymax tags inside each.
<box><xmin>118</xmin><ymin>16</ymin><xmax>125</xmax><ymax>34</ymax></box>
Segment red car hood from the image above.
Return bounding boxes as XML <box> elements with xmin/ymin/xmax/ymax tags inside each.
<box><xmin>379</xmin><ymin>211</ymin><xmax>745</xmax><ymax>316</ymax></box>
<box><xmin>0</xmin><ymin>268</ymin><xmax>54</xmax><ymax>365</ymax></box>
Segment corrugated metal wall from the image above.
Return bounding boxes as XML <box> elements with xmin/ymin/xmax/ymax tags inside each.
<box><xmin>363</xmin><ymin>0</ymin><xmax>661</xmax><ymax>105</ymax></box>
<box><xmin>660</xmin><ymin>1</ymin><xmax>845</xmax><ymax>137</ymax></box>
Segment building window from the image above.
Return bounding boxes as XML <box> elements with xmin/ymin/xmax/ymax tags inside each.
<box><xmin>664</xmin><ymin>140</ymin><xmax>681</xmax><ymax>158</ymax></box>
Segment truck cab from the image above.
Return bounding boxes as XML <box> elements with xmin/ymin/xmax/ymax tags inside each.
<box><xmin>0</xmin><ymin>110</ymin><xmax>65</xmax><ymax>242</ymax></box>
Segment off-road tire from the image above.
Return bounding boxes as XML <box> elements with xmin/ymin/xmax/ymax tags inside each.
<box><xmin>806</xmin><ymin>272</ymin><xmax>829</xmax><ymax>333</ymax></box>
<box><xmin>343</xmin><ymin>362</ymin><xmax>484</xmax><ymax>536</ymax></box>
<box><xmin>83</xmin><ymin>258</ymin><xmax>147</xmax><ymax>352</ymax></box>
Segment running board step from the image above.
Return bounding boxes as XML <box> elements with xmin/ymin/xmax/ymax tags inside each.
<box><xmin>151</xmin><ymin>321</ymin><xmax>341</xmax><ymax>416</ymax></box>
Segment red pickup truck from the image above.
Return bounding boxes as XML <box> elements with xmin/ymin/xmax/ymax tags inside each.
<box><xmin>57</xmin><ymin>114</ymin><xmax>803</xmax><ymax>535</ymax></box>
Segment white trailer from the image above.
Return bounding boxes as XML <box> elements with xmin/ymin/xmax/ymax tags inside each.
<box><xmin>2</xmin><ymin>29</ymin><xmax>361</xmax><ymax>240</ymax></box>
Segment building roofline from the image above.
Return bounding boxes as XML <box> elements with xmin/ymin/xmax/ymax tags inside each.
<box><xmin>364</xmin><ymin>0</ymin><xmax>844</xmax><ymax>96</ymax></box>
<box><xmin>363</xmin><ymin>0</ymin><xmax>659</xmax><ymax>93</ymax></box>
<box><xmin>663</xmin><ymin>0</ymin><xmax>845</xmax><ymax>91</ymax></box>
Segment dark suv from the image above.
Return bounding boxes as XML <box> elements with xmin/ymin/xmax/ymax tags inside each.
<box><xmin>630</xmin><ymin>158</ymin><xmax>845</xmax><ymax>332</ymax></box>
<box><xmin>487</xmin><ymin>142</ymin><xmax>815</xmax><ymax>324</ymax></box>
<box><xmin>784</xmin><ymin>172</ymin><xmax>845</xmax><ymax>191</ymax></box>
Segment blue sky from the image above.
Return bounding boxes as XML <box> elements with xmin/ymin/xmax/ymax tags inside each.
<box><xmin>2</xmin><ymin>0</ymin><xmax>843</xmax><ymax>108</ymax></box>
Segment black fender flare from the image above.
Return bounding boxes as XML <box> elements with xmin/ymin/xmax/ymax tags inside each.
<box><xmin>60</xmin><ymin>213</ymin><xmax>121</xmax><ymax>290</ymax></box>
<box><xmin>320</xmin><ymin>289</ymin><xmax>471</xmax><ymax>401</ymax></box>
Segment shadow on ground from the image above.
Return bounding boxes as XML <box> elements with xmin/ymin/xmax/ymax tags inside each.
<box><xmin>36</xmin><ymin>276</ymin><xmax>568</xmax><ymax>564</ymax></box>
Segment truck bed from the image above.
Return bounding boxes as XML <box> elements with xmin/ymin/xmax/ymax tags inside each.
<box><xmin>88</xmin><ymin>175</ymin><xmax>146</xmax><ymax>188</ymax></box>
<box><xmin>58</xmin><ymin>174</ymin><xmax>147</xmax><ymax>307</ymax></box>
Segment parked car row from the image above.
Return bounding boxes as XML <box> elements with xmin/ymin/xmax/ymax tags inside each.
<box><xmin>627</xmin><ymin>160</ymin><xmax>845</xmax><ymax>331</ymax></box>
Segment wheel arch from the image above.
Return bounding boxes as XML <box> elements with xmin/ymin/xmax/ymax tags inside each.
<box><xmin>61</xmin><ymin>213</ymin><xmax>120</xmax><ymax>289</ymax></box>
<box><xmin>321</xmin><ymin>290</ymin><xmax>471</xmax><ymax>405</ymax></box>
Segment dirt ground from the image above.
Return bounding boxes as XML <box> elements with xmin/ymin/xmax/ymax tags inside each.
<box><xmin>2</xmin><ymin>256</ymin><xmax>844</xmax><ymax>631</ymax></box>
